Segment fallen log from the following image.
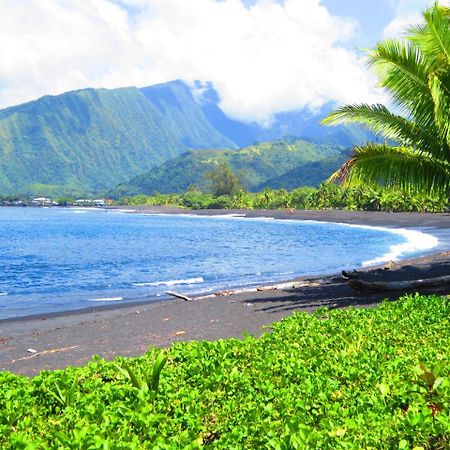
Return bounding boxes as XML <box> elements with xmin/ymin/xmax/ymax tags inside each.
<box><xmin>165</xmin><ymin>291</ymin><xmax>193</xmax><ymax>301</ymax></box>
<box><xmin>342</xmin><ymin>264</ymin><xmax>395</xmax><ymax>280</ymax></box>
<box><xmin>342</xmin><ymin>270</ymin><xmax>361</xmax><ymax>280</ymax></box>
<box><xmin>194</xmin><ymin>281</ymin><xmax>319</xmax><ymax>300</ymax></box>
<box><xmin>349</xmin><ymin>274</ymin><xmax>450</xmax><ymax>292</ymax></box>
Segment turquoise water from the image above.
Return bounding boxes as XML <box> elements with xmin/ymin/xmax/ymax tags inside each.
<box><xmin>0</xmin><ymin>207</ymin><xmax>436</xmax><ymax>319</ymax></box>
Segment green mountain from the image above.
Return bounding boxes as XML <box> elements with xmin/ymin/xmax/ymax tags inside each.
<box><xmin>0</xmin><ymin>79</ymin><xmax>374</xmax><ymax>196</ymax></box>
<box><xmin>256</xmin><ymin>155</ymin><xmax>349</xmax><ymax>191</ymax></box>
<box><xmin>112</xmin><ymin>139</ymin><xmax>349</xmax><ymax>197</ymax></box>
<box><xmin>0</xmin><ymin>82</ymin><xmax>235</xmax><ymax>195</ymax></box>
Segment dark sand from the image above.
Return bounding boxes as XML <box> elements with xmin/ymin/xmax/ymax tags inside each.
<box><xmin>1</xmin><ymin>209</ymin><xmax>450</xmax><ymax>376</ymax></box>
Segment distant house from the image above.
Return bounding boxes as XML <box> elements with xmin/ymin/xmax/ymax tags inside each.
<box><xmin>74</xmin><ymin>199</ymin><xmax>107</xmax><ymax>207</ymax></box>
<box><xmin>74</xmin><ymin>199</ymin><xmax>93</xmax><ymax>206</ymax></box>
<box><xmin>32</xmin><ymin>197</ymin><xmax>53</xmax><ymax>206</ymax></box>
<box><xmin>93</xmin><ymin>199</ymin><xmax>107</xmax><ymax>207</ymax></box>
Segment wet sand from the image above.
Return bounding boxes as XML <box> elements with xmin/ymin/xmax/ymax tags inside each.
<box><xmin>1</xmin><ymin>209</ymin><xmax>449</xmax><ymax>376</ymax></box>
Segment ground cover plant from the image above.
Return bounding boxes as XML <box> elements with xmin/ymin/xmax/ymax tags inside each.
<box><xmin>1</xmin><ymin>294</ymin><xmax>450</xmax><ymax>448</ymax></box>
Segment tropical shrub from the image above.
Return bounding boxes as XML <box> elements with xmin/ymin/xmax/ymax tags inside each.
<box><xmin>117</xmin><ymin>184</ymin><xmax>449</xmax><ymax>213</ymax></box>
<box><xmin>1</xmin><ymin>294</ymin><xmax>450</xmax><ymax>448</ymax></box>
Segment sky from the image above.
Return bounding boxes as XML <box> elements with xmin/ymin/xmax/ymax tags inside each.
<box><xmin>0</xmin><ymin>0</ymin><xmax>445</xmax><ymax>123</ymax></box>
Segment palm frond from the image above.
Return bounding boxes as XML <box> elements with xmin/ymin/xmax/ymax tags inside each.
<box><xmin>429</xmin><ymin>72</ymin><xmax>450</xmax><ymax>149</ymax></box>
<box><xmin>324</xmin><ymin>3</ymin><xmax>450</xmax><ymax>196</ymax></box>
<box><xmin>417</xmin><ymin>4</ymin><xmax>450</xmax><ymax>65</ymax></box>
<box><xmin>329</xmin><ymin>144</ymin><xmax>450</xmax><ymax>195</ymax></box>
<box><xmin>322</xmin><ymin>104</ymin><xmax>442</xmax><ymax>154</ymax></box>
<box><xmin>368</xmin><ymin>40</ymin><xmax>436</xmax><ymax>129</ymax></box>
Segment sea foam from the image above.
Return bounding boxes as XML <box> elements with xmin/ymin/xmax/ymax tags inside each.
<box><xmin>133</xmin><ymin>277</ymin><xmax>204</xmax><ymax>287</ymax></box>
<box><xmin>90</xmin><ymin>296</ymin><xmax>124</xmax><ymax>302</ymax></box>
<box><xmin>360</xmin><ymin>227</ymin><xmax>438</xmax><ymax>266</ymax></box>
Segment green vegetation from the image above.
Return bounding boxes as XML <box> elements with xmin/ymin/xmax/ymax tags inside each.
<box><xmin>112</xmin><ymin>139</ymin><xmax>348</xmax><ymax>197</ymax></box>
<box><xmin>119</xmin><ymin>183</ymin><xmax>448</xmax><ymax>212</ymax></box>
<box><xmin>323</xmin><ymin>4</ymin><xmax>450</xmax><ymax>196</ymax></box>
<box><xmin>204</xmin><ymin>162</ymin><xmax>243</xmax><ymax>196</ymax></box>
<box><xmin>0</xmin><ymin>79</ymin><xmax>375</xmax><ymax>198</ymax></box>
<box><xmin>1</xmin><ymin>294</ymin><xmax>449</xmax><ymax>448</ymax></box>
<box><xmin>0</xmin><ymin>82</ymin><xmax>235</xmax><ymax>196</ymax></box>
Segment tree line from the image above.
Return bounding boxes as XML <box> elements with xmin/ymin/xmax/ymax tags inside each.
<box><xmin>118</xmin><ymin>183</ymin><xmax>448</xmax><ymax>213</ymax></box>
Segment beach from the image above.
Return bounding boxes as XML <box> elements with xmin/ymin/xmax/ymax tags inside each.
<box><xmin>1</xmin><ymin>208</ymin><xmax>450</xmax><ymax>376</ymax></box>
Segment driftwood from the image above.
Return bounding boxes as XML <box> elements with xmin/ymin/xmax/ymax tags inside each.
<box><xmin>11</xmin><ymin>346</ymin><xmax>79</xmax><ymax>364</ymax></box>
<box><xmin>194</xmin><ymin>281</ymin><xmax>320</xmax><ymax>300</ymax></box>
<box><xmin>342</xmin><ymin>264</ymin><xmax>395</xmax><ymax>280</ymax></box>
<box><xmin>342</xmin><ymin>270</ymin><xmax>362</xmax><ymax>280</ymax></box>
<box><xmin>349</xmin><ymin>274</ymin><xmax>450</xmax><ymax>292</ymax></box>
<box><xmin>165</xmin><ymin>291</ymin><xmax>193</xmax><ymax>301</ymax></box>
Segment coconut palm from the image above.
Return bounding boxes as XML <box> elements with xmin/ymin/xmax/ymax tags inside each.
<box><xmin>322</xmin><ymin>3</ymin><xmax>450</xmax><ymax>196</ymax></box>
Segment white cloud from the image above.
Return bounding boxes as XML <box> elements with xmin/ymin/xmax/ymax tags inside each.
<box><xmin>383</xmin><ymin>0</ymin><xmax>449</xmax><ymax>38</ymax></box>
<box><xmin>0</xmin><ymin>0</ymin><xmax>382</xmax><ymax>123</ymax></box>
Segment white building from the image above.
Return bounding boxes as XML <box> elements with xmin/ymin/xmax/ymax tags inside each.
<box><xmin>31</xmin><ymin>197</ymin><xmax>52</xmax><ymax>206</ymax></box>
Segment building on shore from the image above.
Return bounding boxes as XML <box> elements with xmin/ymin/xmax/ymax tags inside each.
<box><xmin>31</xmin><ymin>197</ymin><xmax>56</xmax><ymax>206</ymax></box>
<box><xmin>74</xmin><ymin>199</ymin><xmax>107</xmax><ymax>207</ymax></box>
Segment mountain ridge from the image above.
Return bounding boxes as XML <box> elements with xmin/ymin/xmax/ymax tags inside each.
<box><xmin>112</xmin><ymin>139</ymin><xmax>350</xmax><ymax>198</ymax></box>
<box><xmin>0</xmin><ymin>80</ymin><xmax>372</xmax><ymax>196</ymax></box>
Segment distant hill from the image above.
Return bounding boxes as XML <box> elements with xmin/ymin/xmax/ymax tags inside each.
<box><xmin>112</xmin><ymin>139</ymin><xmax>350</xmax><ymax>197</ymax></box>
<box><xmin>255</xmin><ymin>155</ymin><xmax>349</xmax><ymax>191</ymax></box>
<box><xmin>0</xmin><ymin>79</ymin><xmax>373</xmax><ymax>196</ymax></box>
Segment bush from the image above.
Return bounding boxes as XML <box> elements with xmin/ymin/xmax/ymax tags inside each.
<box><xmin>1</xmin><ymin>294</ymin><xmax>450</xmax><ymax>448</ymax></box>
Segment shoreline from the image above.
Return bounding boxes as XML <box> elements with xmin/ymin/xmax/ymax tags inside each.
<box><xmin>2</xmin><ymin>207</ymin><xmax>449</xmax><ymax>324</ymax></box>
<box><xmin>1</xmin><ymin>208</ymin><xmax>450</xmax><ymax>375</ymax></box>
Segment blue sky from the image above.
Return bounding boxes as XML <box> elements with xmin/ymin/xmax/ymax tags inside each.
<box><xmin>0</xmin><ymin>0</ymin><xmax>443</xmax><ymax>122</ymax></box>
<box><xmin>322</xmin><ymin>0</ymin><xmax>395</xmax><ymax>47</ymax></box>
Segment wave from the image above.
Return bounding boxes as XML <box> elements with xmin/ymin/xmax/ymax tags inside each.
<box><xmin>90</xmin><ymin>296</ymin><xmax>124</xmax><ymax>302</ymax></box>
<box><xmin>133</xmin><ymin>277</ymin><xmax>204</xmax><ymax>287</ymax></box>
<box><xmin>361</xmin><ymin>227</ymin><xmax>438</xmax><ymax>266</ymax></box>
<box><xmin>262</xmin><ymin>218</ymin><xmax>439</xmax><ymax>267</ymax></box>
<box><xmin>63</xmin><ymin>209</ymin><xmax>89</xmax><ymax>214</ymax></box>
<box><xmin>0</xmin><ymin>292</ymin><xmax>7</xmax><ymax>296</ymax></box>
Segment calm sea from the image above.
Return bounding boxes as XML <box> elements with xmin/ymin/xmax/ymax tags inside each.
<box><xmin>0</xmin><ymin>207</ymin><xmax>438</xmax><ymax>319</ymax></box>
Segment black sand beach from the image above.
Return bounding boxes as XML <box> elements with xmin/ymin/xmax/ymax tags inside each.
<box><xmin>1</xmin><ymin>209</ymin><xmax>450</xmax><ymax>376</ymax></box>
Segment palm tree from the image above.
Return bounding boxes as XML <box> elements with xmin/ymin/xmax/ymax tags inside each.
<box><xmin>322</xmin><ymin>3</ymin><xmax>450</xmax><ymax>196</ymax></box>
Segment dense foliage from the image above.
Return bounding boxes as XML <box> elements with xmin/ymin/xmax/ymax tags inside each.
<box><xmin>119</xmin><ymin>183</ymin><xmax>449</xmax><ymax>212</ymax></box>
<box><xmin>1</xmin><ymin>294</ymin><xmax>449</xmax><ymax>448</ymax></box>
<box><xmin>111</xmin><ymin>139</ymin><xmax>348</xmax><ymax>197</ymax></box>
<box><xmin>323</xmin><ymin>4</ymin><xmax>450</xmax><ymax>196</ymax></box>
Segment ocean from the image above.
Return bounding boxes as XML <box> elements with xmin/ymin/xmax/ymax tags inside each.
<box><xmin>0</xmin><ymin>207</ymin><xmax>438</xmax><ymax>319</ymax></box>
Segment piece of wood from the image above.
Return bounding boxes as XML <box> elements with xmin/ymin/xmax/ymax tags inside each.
<box><xmin>194</xmin><ymin>281</ymin><xmax>317</xmax><ymax>300</ymax></box>
<box><xmin>342</xmin><ymin>270</ymin><xmax>362</xmax><ymax>280</ymax></box>
<box><xmin>11</xmin><ymin>346</ymin><xmax>79</xmax><ymax>363</ymax></box>
<box><xmin>349</xmin><ymin>274</ymin><xmax>450</xmax><ymax>292</ymax></box>
<box><xmin>165</xmin><ymin>291</ymin><xmax>192</xmax><ymax>301</ymax></box>
<box><xmin>257</xmin><ymin>286</ymin><xmax>275</xmax><ymax>292</ymax></box>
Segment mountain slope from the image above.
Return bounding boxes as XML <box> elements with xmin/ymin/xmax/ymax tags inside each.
<box><xmin>0</xmin><ymin>83</ymin><xmax>235</xmax><ymax>195</ymax></box>
<box><xmin>112</xmin><ymin>139</ymin><xmax>348</xmax><ymax>197</ymax></box>
<box><xmin>0</xmin><ymin>79</ymin><xmax>374</xmax><ymax>196</ymax></box>
<box><xmin>141</xmin><ymin>81</ymin><xmax>237</xmax><ymax>149</ymax></box>
<box><xmin>256</xmin><ymin>155</ymin><xmax>349</xmax><ymax>190</ymax></box>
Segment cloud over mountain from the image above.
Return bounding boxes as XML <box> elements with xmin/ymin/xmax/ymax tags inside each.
<box><xmin>1</xmin><ymin>0</ymin><xmax>385</xmax><ymax>123</ymax></box>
